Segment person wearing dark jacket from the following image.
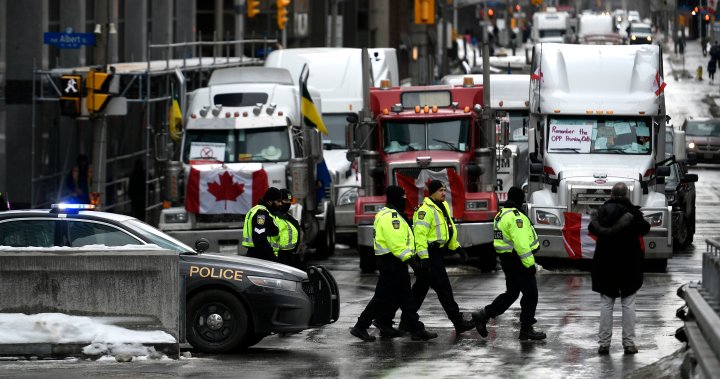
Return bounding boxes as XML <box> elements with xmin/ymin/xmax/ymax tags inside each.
<box><xmin>588</xmin><ymin>182</ymin><xmax>650</xmax><ymax>355</ymax></box>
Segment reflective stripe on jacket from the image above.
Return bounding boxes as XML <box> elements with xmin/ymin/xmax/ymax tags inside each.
<box><xmin>270</xmin><ymin>216</ymin><xmax>299</xmax><ymax>254</ymax></box>
<box><xmin>242</xmin><ymin>204</ymin><xmax>275</xmax><ymax>248</ymax></box>
<box><xmin>373</xmin><ymin>207</ymin><xmax>415</xmax><ymax>262</ymax></box>
<box><xmin>412</xmin><ymin>197</ymin><xmax>460</xmax><ymax>260</ymax></box>
<box><xmin>493</xmin><ymin>207</ymin><xmax>539</xmax><ymax>268</ymax></box>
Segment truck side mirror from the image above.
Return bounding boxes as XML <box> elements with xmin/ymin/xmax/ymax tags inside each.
<box><xmin>530</xmin><ymin>163</ymin><xmax>544</xmax><ymax>175</ymax></box>
<box><xmin>682</xmin><ymin>173</ymin><xmax>698</xmax><ymax>183</ymax></box>
<box><xmin>673</xmin><ymin>130</ymin><xmax>687</xmax><ymax>162</ymax></box>
<box><xmin>655</xmin><ymin>165</ymin><xmax>671</xmax><ymax>177</ymax></box>
<box><xmin>306</xmin><ymin>128</ymin><xmax>323</xmax><ymax>161</ymax></box>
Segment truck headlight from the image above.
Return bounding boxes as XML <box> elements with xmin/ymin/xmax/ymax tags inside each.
<box><xmin>644</xmin><ymin>212</ymin><xmax>663</xmax><ymax>227</ymax></box>
<box><xmin>536</xmin><ymin>210</ymin><xmax>561</xmax><ymax>226</ymax></box>
<box><xmin>466</xmin><ymin>200</ymin><xmax>489</xmax><ymax>210</ymax></box>
<box><xmin>247</xmin><ymin>276</ymin><xmax>297</xmax><ymax>292</ymax></box>
<box><xmin>646</xmin><ymin>36</ymin><xmax>652</xmax><ymax>41</ymax></box>
<box><xmin>631</xmin><ymin>35</ymin><xmax>636</xmax><ymax>41</ymax></box>
<box><xmin>164</xmin><ymin>211</ymin><xmax>188</xmax><ymax>223</ymax></box>
<box><xmin>363</xmin><ymin>204</ymin><xmax>385</xmax><ymax>214</ymax></box>
<box><xmin>688</xmin><ymin>142</ymin><xmax>696</xmax><ymax>149</ymax></box>
<box><xmin>338</xmin><ymin>188</ymin><xmax>358</xmax><ymax>206</ymax></box>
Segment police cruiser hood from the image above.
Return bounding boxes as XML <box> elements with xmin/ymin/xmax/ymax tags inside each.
<box><xmin>182</xmin><ymin>253</ymin><xmax>308</xmax><ymax>281</ymax></box>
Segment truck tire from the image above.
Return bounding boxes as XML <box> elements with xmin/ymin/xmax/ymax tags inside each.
<box><xmin>314</xmin><ymin>205</ymin><xmax>336</xmax><ymax>258</ymax></box>
<box><xmin>359</xmin><ymin>246</ymin><xmax>377</xmax><ymax>273</ymax></box>
<box><xmin>187</xmin><ymin>289</ymin><xmax>249</xmax><ymax>353</ymax></box>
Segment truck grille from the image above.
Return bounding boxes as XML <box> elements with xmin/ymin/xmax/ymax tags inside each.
<box><xmin>571</xmin><ymin>188</ymin><xmax>612</xmax><ymax>212</ymax></box>
<box><xmin>393</xmin><ymin>166</ymin><xmax>456</xmax><ymax>180</ymax></box>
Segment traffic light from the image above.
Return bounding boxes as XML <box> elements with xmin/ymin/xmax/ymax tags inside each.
<box><xmin>705</xmin><ymin>14</ymin><xmax>711</xmax><ymax>23</ymax></box>
<box><xmin>85</xmin><ymin>70</ymin><xmax>112</xmax><ymax>114</ymax></box>
<box><xmin>487</xmin><ymin>8</ymin><xmax>495</xmax><ymax>18</ymax></box>
<box><xmin>414</xmin><ymin>0</ymin><xmax>435</xmax><ymax>25</ymax></box>
<box><xmin>247</xmin><ymin>0</ymin><xmax>260</xmax><ymax>18</ymax></box>
<box><xmin>59</xmin><ymin>75</ymin><xmax>82</xmax><ymax>117</ymax></box>
<box><xmin>277</xmin><ymin>0</ymin><xmax>290</xmax><ymax>30</ymax></box>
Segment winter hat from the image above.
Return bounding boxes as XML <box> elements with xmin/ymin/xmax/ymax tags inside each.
<box><xmin>507</xmin><ymin>186</ymin><xmax>525</xmax><ymax>205</ymax></box>
<box><xmin>385</xmin><ymin>185</ymin><xmax>407</xmax><ymax>212</ymax></box>
<box><xmin>263</xmin><ymin>187</ymin><xmax>282</xmax><ymax>202</ymax></box>
<box><xmin>427</xmin><ymin>180</ymin><xmax>445</xmax><ymax>196</ymax></box>
<box><xmin>280</xmin><ymin>188</ymin><xmax>293</xmax><ymax>201</ymax></box>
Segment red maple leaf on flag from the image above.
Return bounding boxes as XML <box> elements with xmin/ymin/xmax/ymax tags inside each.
<box><xmin>207</xmin><ymin>171</ymin><xmax>245</xmax><ymax>210</ymax></box>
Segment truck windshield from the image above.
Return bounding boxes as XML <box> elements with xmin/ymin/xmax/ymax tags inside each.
<box><xmin>685</xmin><ymin>121</ymin><xmax>720</xmax><ymax>136</ymax></box>
<box><xmin>322</xmin><ymin>113</ymin><xmax>348</xmax><ymax>149</ymax></box>
<box><xmin>183</xmin><ymin>127</ymin><xmax>291</xmax><ymax>163</ymax></box>
<box><xmin>383</xmin><ymin>119</ymin><xmax>471</xmax><ymax>153</ymax></box>
<box><xmin>547</xmin><ymin>116</ymin><xmax>651</xmax><ymax>155</ymax></box>
<box><xmin>508</xmin><ymin>111</ymin><xmax>528</xmax><ymax>141</ymax></box>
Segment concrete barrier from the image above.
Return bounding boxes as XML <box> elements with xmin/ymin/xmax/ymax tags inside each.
<box><xmin>0</xmin><ymin>249</ymin><xmax>179</xmax><ymax>340</ymax></box>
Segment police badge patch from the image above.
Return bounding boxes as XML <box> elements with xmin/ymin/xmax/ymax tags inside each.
<box><xmin>392</xmin><ymin>220</ymin><xmax>400</xmax><ymax>229</ymax></box>
<box><xmin>418</xmin><ymin>211</ymin><xmax>426</xmax><ymax>220</ymax></box>
<box><xmin>257</xmin><ymin>215</ymin><xmax>266</xmax><ymax>225</ymax></box>
<box><xmin>515</xmin><ymin>219</ymin><xmax>523</xmax><ymax>228</ymax></box>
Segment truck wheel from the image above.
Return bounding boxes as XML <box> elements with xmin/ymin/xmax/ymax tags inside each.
<box><xmin>673</xmin><ymin>215</ymin><xmax>691</xmax><ymax>251</ymax></box>
<box><xmin>359</xmin><ymin>246</ymin><xmax>377</xmax><ymax>273</ymax></box>
<box><xmin>187</xmin><ymin>289</ymin><xmax>249</xmax><ymax>353</ymax></box>
<box><xmin>315</xmin><ymin>207</ymin><xmax>336</xmax><ymax>258</ymax></box>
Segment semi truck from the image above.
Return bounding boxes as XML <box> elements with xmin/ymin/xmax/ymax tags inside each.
<box><xmin>348</xmin><ymin>56</ymin><xmax>498</xmax><ymax>272</ymax></box>
<box><xmin>526</xmin><ymin>43</ymin><xmax>686</xmax><ymax>270</ymax></box>
<box><xmin>531</xmin><ymin>8</ymin><xmax>571</xmax><ymax>44</ymax></box>
<box><xmin>158</xmin><ymin>67</ymin><xmax>336</xmax><ymax>258</ymax></box>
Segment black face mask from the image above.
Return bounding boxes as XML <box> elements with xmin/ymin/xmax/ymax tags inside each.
<box><xmin>266</xmin><ymin>201</ymin><xmax>281</xmax><ymax>213</ymax></box>
<box><xmin>280</xmin><ymin>203</ymin><xmax>291</xmax><ymax>213</ymax></box>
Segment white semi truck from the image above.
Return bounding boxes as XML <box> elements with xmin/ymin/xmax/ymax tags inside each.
<box><xmin>526</xmin><ymin>43</ymin><xmax>685</xmax><ymax>270</ymax></box>
<box><xmin>158</xmin><ymin>67</ymin><xmax>336</xmax><ymax>257</ymax></box>
<box><xmin>531</xmin><ymin>8</ymin><xmax>571</xmax><ymax>44</ymax></box>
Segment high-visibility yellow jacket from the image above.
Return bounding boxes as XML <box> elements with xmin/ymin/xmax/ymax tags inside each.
<box><xmin>270</xmin><ymin>215</ymin><xmax>299</xmax><ymax>254</ymax></box>
<box><xmin>242</xmin><ymin>204</ymin><xmax>278</xmax><ymax>249</ymax></box>
<box><xmin>373</xmin><ymin>206</ymin><xmax>415</xmax><ymax>262</ymax></box>
<box><xmin>493</xmin><ymin>207</ymin><xmax>539</xmax><ymax>268</ymax></box>
<box><xmin>413</xmin><ymin>197</ymin><xmax>460</xmax><ymax>259</ymax></box>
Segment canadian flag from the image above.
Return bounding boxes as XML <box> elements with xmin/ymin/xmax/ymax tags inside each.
<box><xmin>562</xmin><ymin>212</ymin><xmax>597</xmax><ymax>259</ymax></box>
<box><xmin>395</xmin><ymin>168</ymin><xmax>465</xmax><ymax>218</ymax></box>
<box><xmin>653</xmin><ymin>70</ymin><xmax>666</xmax><ymax>96</ymax></box>
<box><xmin>185</xmin><ymin>165</ymin><xmax>268</xmax><ymax>214</ymax></box>
<box><xmin>531</xmin><ymin>67</ymin><xmax>543</xmax><ymax>81</ymax></box>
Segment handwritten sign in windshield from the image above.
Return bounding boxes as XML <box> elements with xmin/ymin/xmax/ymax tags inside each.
<box><xmin>548</xmin><ymin>119</ymin><xmax>594</xmax><ymax>153</ymax></box>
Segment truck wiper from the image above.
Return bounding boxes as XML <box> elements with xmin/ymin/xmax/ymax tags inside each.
<box><xmin>593</xmin><ymin>148</ymin><xmax>628</xmax><ymax>154</ymax></box>
<box><xmin>432</xmin><ymin>138</ymin><xmax>461</xmax><ymax>152</ymax></box>
<box><xmin>189</xmin><ymin>156</ymin><xmax>225</xmax><ymax>163</ymax></box>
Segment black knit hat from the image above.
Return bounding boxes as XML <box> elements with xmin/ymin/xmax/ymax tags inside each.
<box><xmin>427</xmin><ymin>180</ymin><xmax>445</xmax><ymax>196</ymax></box>
<box><xmin>263</xmin><ymin>187</ymin><xmax>282</xmax><ymax>202</ymax></box>
<box><xmin>507</xmin><ymin>186</ymin><xmax>525</xmax><ymax>205</ymax></box>
<box><xmin>280</xmin><ymin>188</ymin><xmax>293</xmax><ymax>201</ymax></box>
<box><xmin>386</xmin><ymin>185</ymin><xmax>406</xmax><ymax>205</ymax></box>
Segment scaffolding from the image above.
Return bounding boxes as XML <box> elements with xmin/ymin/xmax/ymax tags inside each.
<box><xmin>31</xmin><ymin>38</ymin><xmax>277</xmax><ymax>223</ymax></box>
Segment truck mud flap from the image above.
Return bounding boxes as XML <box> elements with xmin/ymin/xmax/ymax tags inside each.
<box><xmin>304</xmin><ymin>265</ymin><xmax>340</xmax><ymax>326</ymax></box>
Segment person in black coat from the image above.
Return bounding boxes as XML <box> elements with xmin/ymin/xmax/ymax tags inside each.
<box><xmin>588</xmin><ymin>182</ymin><xmax>650</xmax><ymax>355</ymax></box>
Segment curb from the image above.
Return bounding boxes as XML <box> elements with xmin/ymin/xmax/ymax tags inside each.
<box><xmin>0</xmin><ymin>342</ymin><xmax>180</xmax><ymax>360</ymax></box>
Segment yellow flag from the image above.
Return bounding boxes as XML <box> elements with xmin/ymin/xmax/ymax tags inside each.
<box><xmin>301</xmin><ymin>80</ymin><xmax>328</xmax><ymax>135</ymax></box>
<box><xmin>169</xmin><ymin>98</ymin><xmax>182</xmax><ymax>142</ymax></box>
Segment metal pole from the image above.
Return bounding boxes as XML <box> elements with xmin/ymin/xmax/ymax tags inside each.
<box><xmin>482</xmin><ymin>4</ymin><xmax>495</xmax><ymax>194</ymax></box>
<box><xmin>236</xmin><ymin>0</ymin><xmax>244</xmax><ymax>56</ymax></box>
<box><xmin>330</xmin><ymin>0</ymin><xmax>338</xmax><ymax>47</ymax></box>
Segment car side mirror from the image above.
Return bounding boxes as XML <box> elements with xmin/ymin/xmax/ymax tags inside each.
<box><xmin>656</xmin><ymin>165</ymin><xmax>671</xmax><ymax>177</ymax></box>
<box><xmin>681</xmin><ymin>173</ymin><xmax>698</xmax><ymax>183</ymax></box>
<box><xmin>195</xmin><ymin>238</ymin><xmax>210</xmax><ymax>254</ymax></box>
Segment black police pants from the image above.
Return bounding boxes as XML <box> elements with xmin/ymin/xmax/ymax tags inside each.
<box><xmin>277</xmin><ymin>249</ymin><xmax>302</xmax><ymax>268</ymax></box>
<box><xmin>246</xmin><ymin>247</ymin><xmax>277</xmax><ymax>262</ymax></box>
<box><xmin>399</xmin><ymin>246</ymin><xmax>461</xmax><ymax>331</ymax></box>
<box><xmin>484</xmin><ymin>253</ymin><xmax>538</xmax><ymax>328</ymax></box>
<box><xmin>356</xmin><ymin>253</ymin><xmax>411</xmax><ymax>329</ymax></box>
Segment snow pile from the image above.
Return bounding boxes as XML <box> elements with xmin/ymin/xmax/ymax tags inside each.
<box><xmin>0</xmin><ymin>313</ymin><xmax>175</xmax><ymax>345</ymax></box>
<box><xmin>82</xmin><ymin>342</ymin><xmax>169</xmax><ymax>360</ymax></box>
<box><xmin>0</xmin><ymin>244</ymin><xmax>164</xmax><ymax>251</ymax></box>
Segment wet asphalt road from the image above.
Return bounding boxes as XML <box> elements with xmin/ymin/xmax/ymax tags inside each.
<box><xmin>1</xmin><ymin>166</ymin><xmax>718</xmax><ymax>379</ymax></box>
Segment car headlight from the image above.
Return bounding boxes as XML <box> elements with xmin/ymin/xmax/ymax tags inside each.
<box><xmin>688</xmin><ymin>142</ymin><xmax>696</xmax><ymax>149</ymax></box>
<box><xmin>536</xmin><ymin>210</ymin><xmax>561</xmax><ymax>226</ymax></box>
<box><xmin>643</xmin><ymin>212</ymin><xmax>663</xmax><ymax>227</ymax></box>
<box><xmin>646</xmin><ymin>36</ymin><xmax>652</xmax><ymax>41</ymax></box>
<box><xmin>164</xmin><ymin>212</ymin><xmax>188</xmax><ymax>223</ymax></box>
<box><xmin>466</xmin><ymin>200</ymin><xmax>489</xmax><ymax>210</ymax></box>
<box><xmin>247</xmin><ymin>276</ymin><xmax>297</xmax><ymax>292</ymax></box>
<box><xmin>363</xmin><ymin>203</ymin><xmax>385</xmax><ymax>214</ymax></box>
<box><xmin>338</xmin><ymin>188</ymin><xmax>358</xmax><ymax>206</ymax></box>
<box><xmin>631</xmin><ymin>35</ymin><xmax>636</xmax><ymax>40</ymax></box>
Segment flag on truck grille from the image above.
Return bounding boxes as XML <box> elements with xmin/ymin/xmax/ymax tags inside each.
<box><xmin>562</xmin><ymin>212</ymin><xmax>596</xmax><ymax>259</ymax></box>
<box><xmin>395</xmin><ymin>168</ymin><xmax>465</xmax><ymax>218</ymax></box>
<box><xmin>185</xmin><ymin>165</ymin><xmax>268</xmax><ymax>214</ymax></box>
<box><xmin>301</xmin><ymin>80</ymin><xmax>328</xmax><ymax>135</ymax></box>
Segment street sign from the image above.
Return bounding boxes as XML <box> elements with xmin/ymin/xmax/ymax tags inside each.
<box><xmin>43</xmin><ymin>32</ymin><xmax>95</xmax><ymax>49</ymax></box>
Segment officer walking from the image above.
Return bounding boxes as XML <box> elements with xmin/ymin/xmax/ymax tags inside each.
<box><xmin>350</xmin><ymin>186</ymin><xmax>427</xmax><ymax>342</ymax></box>
<box><xmin>272</xmin><ymin>189</ymin><xmax>301</xmax><ymax>267</ymax></box>
<box><xmin>473</xmin><ymin>186</ymin><xmax>546</xmax><ymax>340</ymax></box>
<box><xmin>242</xmin><ymin>187</ymin><xmax>282</xmax><ymax>261</ymax></box>
<box><xmin>398</xmin><ymin>180</ymin><xmax>475</xmax><ymax>338</ymax></box>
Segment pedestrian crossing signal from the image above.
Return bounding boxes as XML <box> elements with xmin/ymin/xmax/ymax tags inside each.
<box><xmin>86</xmin><ymin>70</ymin><xmax>112</xmax><ymax>114</ymax></box>
<box><xmin>60</xmin><ymin>75</ymin><xmax>83</xmax><ymax>117</ymax></box>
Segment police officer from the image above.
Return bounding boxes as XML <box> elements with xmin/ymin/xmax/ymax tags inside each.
<box><xmin>242</xmin><ymin>187</ymin><xmax>282</xmax><ymax>261</ymax></box>
<box><xmin>350</xmin><ymin>186</ymin><xmax>427</xmax><ymax>342</ymax></box>
<box><xmin>398</xmin><ymin>180</ymin><xmax>475</xmax><ymax>338</ymax></box>
<box><xmin>272</xmin><ymin>189</ymin><xmax>301</xmax><ymax>267</ymax></box>
<box><xmin>472</xmin><ymin>186</ymin><xmax>546</xmax><ymax>340</ymax></box>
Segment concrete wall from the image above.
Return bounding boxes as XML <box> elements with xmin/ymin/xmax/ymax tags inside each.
<box><xmin>0</xmin><ymin>250</ymin><xmax>179</xmax><ymax>338</ymax></box>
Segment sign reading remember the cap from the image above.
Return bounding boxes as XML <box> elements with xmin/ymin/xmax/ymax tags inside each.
<box><xmin>548</xmin><ymin>119</ymin><xmax>594</xmax><ymax>153</ymax></box>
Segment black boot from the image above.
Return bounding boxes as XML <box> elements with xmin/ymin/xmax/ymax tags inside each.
<box><xmin>372</xmin><ymin>320</ymin><xmax>404</xmax><ymax>338</ymax></box>
<box><xmin>410</xmin><ymin>328</ymin><xmax>438</xmax><ymax>341</ymax></box>
<box><xmin>452</xmin><ymin>313</ymin><xmax>475</xmax><ymax>334</ymax></box>
<box><xmin>472</xmin><ymin>308</ymin><xmax>489</xmax><ymax>338</ymax></box>
<box><xmin>519</xmin><ymin>326</ymin><xmax>546</xmax><ymax>341</ymax></box>
<box><xmin>350</xmin><ymin>326</ymin><xmax>376</xmax><ymax>342</ymax></box>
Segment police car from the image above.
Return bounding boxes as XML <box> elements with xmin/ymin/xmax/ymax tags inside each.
<box><xmin>0</xmin><ymin>204</ymin><xmax>339</xmax><ymax>353</ymax></box>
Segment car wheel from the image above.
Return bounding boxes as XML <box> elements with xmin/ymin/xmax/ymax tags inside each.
<box><xmin>187</xmin><ymin>289</ymin><xmax>249</xmax><ymax>353</ymax></box>
<box><xmin>359</xmin><ymin>246</ymin><xmax>377</xmax><ymax>273</ymax></box>
<box><xmin>673</xmin><ymin>215</ymin><xmax>691</xmax><ymax>251</ymax></box>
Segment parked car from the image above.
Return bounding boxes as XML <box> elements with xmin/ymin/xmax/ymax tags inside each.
<box><xmin>0</xmin><ymin>204</ymin><xmax>339</xmax><ymax>353</ymax></box>
<box><xmin>664</xmin><ymin>126</ymin><xmax>698</xmax><ymax>250</ymax></box>
<box><xmin>682</xmin><ymin>117</ymin><xmax>720</xmax><ymax>164</ymax></box>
